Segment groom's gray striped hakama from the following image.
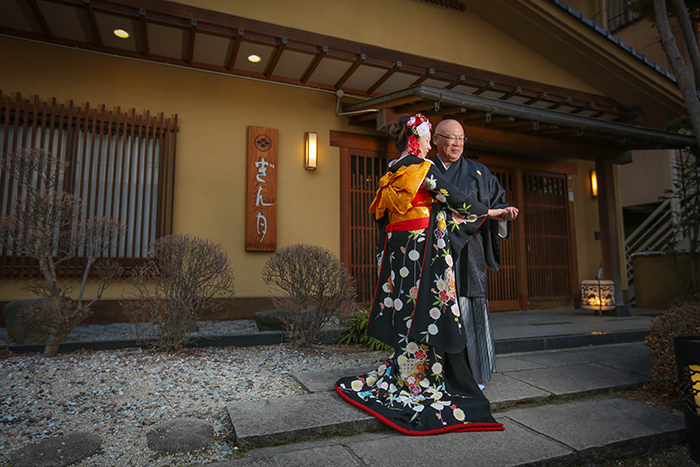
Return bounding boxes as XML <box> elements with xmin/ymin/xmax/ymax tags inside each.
<box><xmin>459</xmin><ymin>296</ymin><xmax>498</xmax><ymax>384</ymax></box>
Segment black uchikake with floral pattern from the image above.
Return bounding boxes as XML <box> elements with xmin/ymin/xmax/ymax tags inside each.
<box><xmin>336</xmin><ymin>154</ymin><xmax>503</xmax><ymax>435</ymax></box>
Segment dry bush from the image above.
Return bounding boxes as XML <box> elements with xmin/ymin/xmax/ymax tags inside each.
<box><xmin>0</xmin><ymin>149</ymin><xmax>125</xmax><ymax>356</ymax></box>
<box><xmin>645</xmin><ymin>294</ymin><xmax>700</xmax><ymax>403</ymax></box>
<box><xmin>262</xmin><ymin>244</ymin><xmax>356</xmax><ymax>347</ymax></box>
<box><xmin>122</xmin><ymin>234</ymin><xmax>235</xmax><ymax>351</ymax></box>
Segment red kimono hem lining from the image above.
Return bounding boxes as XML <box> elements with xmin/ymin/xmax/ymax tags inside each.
<box><xmin>335</xmin><ymin>384</ymin><xmax>505</xmax><ymax>436</ymax></box>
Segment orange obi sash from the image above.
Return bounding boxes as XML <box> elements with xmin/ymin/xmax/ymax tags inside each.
<box><xmin>369</xmin><ymin>162</ymin><xmax>433</xmax><ymax>231</ymax></box>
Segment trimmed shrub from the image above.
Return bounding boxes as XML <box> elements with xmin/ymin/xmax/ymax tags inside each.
<box><xmin>122</xmin><ymin>234</ymin><xmax>235</xmax><ymax>351</ymax></box>
<box><xmin>262</xmin><ymin>244</ymin><xmax>356</xmax><ymax>347</ymax></box>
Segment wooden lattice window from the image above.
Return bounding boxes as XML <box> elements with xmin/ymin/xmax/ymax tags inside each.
<box><xmin>486</xmin><ymin>168</ymin><xmax>519</xmax><ymax>309</ymax></box>
<box><xmin>350</xmin><ymin>150</ymin><xmax>389</xmax><ymax>303</ymax></box>
<box><xmin>523</xmin><ymin>171</ymin><xmax>573</xmax><ymax>307</ymax></box>
<box><xmin>0</xmin><ymin>91</ymin><xmax>178</xmax><ymax>279</ymax></box>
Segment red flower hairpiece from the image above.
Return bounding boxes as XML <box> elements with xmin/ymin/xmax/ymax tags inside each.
<box><xmin>407</xmin><ymin>114</ymin><xmax>432</xmax><ymax>136</ymax></box>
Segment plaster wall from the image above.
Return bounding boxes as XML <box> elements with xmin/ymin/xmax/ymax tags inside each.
<box><xmin>618</xmin><ymin>150</ymin><xmax>674</xmax><ymax>208</ymax></box>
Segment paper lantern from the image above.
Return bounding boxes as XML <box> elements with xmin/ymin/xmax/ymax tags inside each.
<box><xmin>580</xmin><ymin>278</ymin><xmax>615</xmax><ymax>312</ymax></box>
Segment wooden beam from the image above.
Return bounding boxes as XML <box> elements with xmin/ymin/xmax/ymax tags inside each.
<box><xmin>27</xmin><ymin>0</ymin><xmax>53</xmax><ymax>39</ymax></box>
<box><xmin>187</xmin><ymin>19</ymin><xmax>196</xmax><ymax>65</ymax></box>
<box><xmin>335</xmin><ymin>53</ymin><xmax>365</xmax><ymax>89</ymax></box>
<box><xmin>523</xmin><ymin>93</ymin><xmax>547</xmax><ymax>106</ymax></box>
<box><xmin>411</xmin><ymin>68</ymin><xmax>434</xmax><ymax>87</ymax></box>
<box><xmin>139</xmin><ymin>8</ymin><xmax>150</xmax><ymax>57</ymax></box>
<box><xmin>461</xmin><ymin>125</ymin><xmax>631</xmax><ymax>162</ymax></box>
<box><xmin>570</xmin><ymin>102</ymin><xmax>596</xmax><ymax>115</ymax></box>
<box><xmin>83</xmin><ymin>0</ymin><xmax>103</xmax><ymax>49</ymax></box>
<box><xmin>499</xmin><ymin>86</ymin><xmax>521</xmax><ymax>100</ymax></box>
<box><xmin>301</xmin><ymin>45</ymin><xmax>327</xmax><ymax>84</ymax></box>
<box><xmin>227</xmin><ymin>29</ymin><xmax>244</xmax><ymax>73</ymax></box>
<box><xmin>463</xmin><ymin>151</ymin><xmax>579</xmax><ymax>175</ymax></box>
<box><xmin>264</xmin><ymin>37</ymin><xmax>287</xmax><ymax>78</ymax></box>
<box><xmin>548</xmin><ymin>97</ymin><xmax>573</xmax><ymax>111</ymax></box>
<box><xmin>367</xmin><ymin>61</ymin><xmax>402</xmax><ymax>95</ymax></box>
<box><xmin>445</xmin><ymin>74</ymin><xmax>465</xmax><ymax>90</ymax></box>
<box><xmin>472</xmin><ymin>81</ymin><xmax>494</xmax><ymax>96</ymax></box>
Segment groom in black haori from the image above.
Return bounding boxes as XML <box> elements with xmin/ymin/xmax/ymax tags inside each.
<box><xmin>432</xmin><ymin>119</ymin><xmax>519</xmax><ymax>388</ymax></box>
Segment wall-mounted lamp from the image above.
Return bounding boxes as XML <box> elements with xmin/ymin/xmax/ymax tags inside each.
<box><xmin>305</xmin><ymin>132</ymin><xmax>318</xmax><ymax>171</ymax></box>
<box><xmin>590</xmin><ymin>169</ymin><xmax>598</xmax><ymax>198</ymax></box>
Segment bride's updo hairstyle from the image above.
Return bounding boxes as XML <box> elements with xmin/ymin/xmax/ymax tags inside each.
<box><xmin>387</xmin><ymin>114</ymin><xmax>432</xmax><ymax>156</ymax></box>
<box><xmin>387</xmin><ymin>115</ymin><xmax>412</xmax><ymax>153</ymax></box>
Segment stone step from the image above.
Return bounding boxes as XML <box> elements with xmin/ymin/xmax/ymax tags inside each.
<box><xmin>227</xmin><ymin>392</ymin><xmax>384</xmax><ymax>448</ymax></box>
<box><xmin>227</xmin><ymin>343</ymin><xmax>657</xmax><ymax>448</ymax></box>
<box><xmin>216</xmin><ymin>396</ymin><xmax>685</xmax><ymax>467</ymax></box>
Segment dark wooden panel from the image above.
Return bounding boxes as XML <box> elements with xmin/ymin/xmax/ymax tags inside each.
<box><xmin>486</xmin><ymin>168</ymin><xmax>519</xmax><ymax>310</ymax></box>
<box><xmin>522</xmin><ymin>170</ymin><xmax>574</xmax><ymax>309</ymax></box>
<box><xmin>349</xmin><ymin>149</ymin><xmax>388</xmax><ymax>303</ymax></box>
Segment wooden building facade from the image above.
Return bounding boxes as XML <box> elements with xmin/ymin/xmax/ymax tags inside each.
<box><xmin>0</xmin><ymin>0</ymin><xmax>695</xmax><ymax>319</ymax></box>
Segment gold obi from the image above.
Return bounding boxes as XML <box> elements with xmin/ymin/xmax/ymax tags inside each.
<box><xmin>369</xmin><ymin>161</ymin><xmax>432</xmax><ymax>225</ymax></box>
<box><xmin>388</xmin><ymin>190</ymin><xmax>432</xmax><ymax>225</ymax></box>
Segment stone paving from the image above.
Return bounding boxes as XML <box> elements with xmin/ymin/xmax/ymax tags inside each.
<box><xmin>217</xmin><ymin>343</ymin><xmax>686</xmax><ymax>466</ymax></box>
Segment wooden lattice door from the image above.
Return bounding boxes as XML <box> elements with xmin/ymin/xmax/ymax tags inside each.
<box><xmin>486</xmin><ymin>168</ymin><xmax>520</xmax><ymax>311</ymax></box>
<box><xmin>348</xmin><ymin>149</ymin><xmax>388</xmax><ymax>303</ymax></box>
<box><xmin>522</xmin><ymin>170</ymin><xmax>574</xmax><ymax>309</ymax></box>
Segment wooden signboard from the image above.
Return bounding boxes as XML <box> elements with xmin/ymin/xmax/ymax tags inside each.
<box><xmin>245</xmin><ymin>126</ymin><xmax>278</xmax><ymax>251</ymax></box>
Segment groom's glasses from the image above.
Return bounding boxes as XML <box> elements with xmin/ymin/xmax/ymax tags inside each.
<box><xmin>435</xmin><ymin>134</ymin><xmax>467</xmax><ymax>144</ymax></box>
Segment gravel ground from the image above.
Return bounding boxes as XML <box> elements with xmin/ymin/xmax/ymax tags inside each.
<box><xmin>0</xmin><ymin>322</ymin><xmax>389</xmax><ymax>466</ymax></box>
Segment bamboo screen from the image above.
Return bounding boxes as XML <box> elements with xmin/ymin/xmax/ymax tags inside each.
<box><xmin>522</xmin><ymin>171</ymin><xmax>572</xmax><ymax>302</ymax></box>
<box><xmin>486</xmin><ymin>169</ymin><xmax>519</xmax><ymax>306</ymax></box>
<box><xmin>349</xmin><ymin>151</ymin><xmax>388</xmax><ymax>303</ymax></box>
<box><xmin>0</xmin><ymin>91</ymin><xmax>177</xmax><ymax>279</ymax></box>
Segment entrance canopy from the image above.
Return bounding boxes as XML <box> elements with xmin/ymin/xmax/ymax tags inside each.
<box><xmin>342</xmin><ymin>85</ymin><xmax>698</xmax><ymax>163</ymax></box>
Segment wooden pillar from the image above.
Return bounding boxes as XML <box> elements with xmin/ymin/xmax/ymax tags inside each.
<box><xmin>339</xmin><ymin>147</ymin><xmax>351</xmax><ymax>269</ymax></box>
<box><xmin>595</xmin><ymin>158</ymin><xmax>630</xmax><ymax>316</ymax></box>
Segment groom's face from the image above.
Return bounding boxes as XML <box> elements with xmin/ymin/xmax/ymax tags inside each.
<box><xmin>433</xmin><ymin>120</ymin><xmax>465</xmax><ymax>163</ymax></box>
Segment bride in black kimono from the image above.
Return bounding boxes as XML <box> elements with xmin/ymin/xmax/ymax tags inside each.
<box><xmin>335</xmin><ymin>114</ymin><xmax>506</xmax><ymax>435</ymax></box>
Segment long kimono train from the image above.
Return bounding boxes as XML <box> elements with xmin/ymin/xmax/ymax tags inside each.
<box><xmin>335</xmin><ymin>155</ymin><xmax>504</xmax><ymax>435</ymax></box>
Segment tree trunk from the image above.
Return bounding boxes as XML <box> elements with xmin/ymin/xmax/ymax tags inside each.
<box><xmin>670</xmin><ymin>0</ymin><xmax>700</xmax><ymax>88</ymax></box>
<box><xmin>43</xmin><ymin>330</ymin><xmax>68</xmax><ymax>356</ymax></box>
<box><xmin>654</xmin><ymin>0</ymin><xmax>700</xmax><ymax>150</ymax></box>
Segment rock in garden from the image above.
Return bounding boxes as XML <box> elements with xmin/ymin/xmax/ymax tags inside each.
<box><xmin>254</xmin><ymin>308</ymin><xmax>315</xmax><ymax>332</ymax></box>
<box><xmin>3</xmin><ymin>298</ymin><xmax>53</xmax><ymax>345</ymax></box>
<box><xmin>254</xmin><ymin>309</ymin><xmax>293</xmax><ymax>331</ymax></box>
<box><xmin>147</xmin><ymin>418</ymin><xmax>214</xmax><ymax>453</ymax></box>
<box><xmin>9</xmin><ymin>432</ymin><xmax>101</xmax><ymax>467</ymax></box>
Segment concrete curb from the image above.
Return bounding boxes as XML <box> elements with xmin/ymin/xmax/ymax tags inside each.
<box><xmin>4</xmin><ymin>329</ymin><xmax>649</xmax><ymax>355</ymax></box>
